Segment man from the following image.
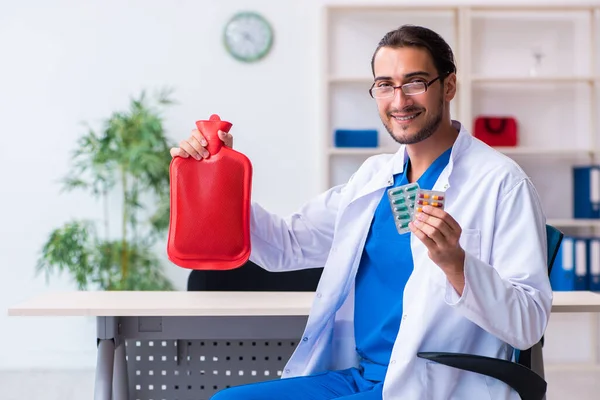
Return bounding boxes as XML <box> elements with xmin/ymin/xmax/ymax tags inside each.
<box><xmin>171</xmin><ymin>25</ymin><xmax>552</xmax><ymax>400</ymax></box>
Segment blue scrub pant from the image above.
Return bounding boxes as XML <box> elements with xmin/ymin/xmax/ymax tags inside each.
<box><xmin>210</xmin><ymin>368</ymin><xmax>383</xmax><ymax>400</ymax></box>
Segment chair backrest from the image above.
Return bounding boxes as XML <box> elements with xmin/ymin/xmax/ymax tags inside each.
<box><xmin>546</xmin><ymin>224</ymin><xmax>564</xmax><ymax>275</ymax></box>
<box><xmin>187</xmin><ymin>259</ymin><xmax>323</xmax><ymax>292</ymax></box>
<box><xmin>516</xmin><ymin>224</ymin><xmax>563</xmax><ymax>368</ymax></box>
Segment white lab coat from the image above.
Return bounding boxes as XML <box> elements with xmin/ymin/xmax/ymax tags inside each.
<box><xmin>249</xmin><ymin>120</ymin><xmax>552</xmax><ymax>400</ymax></box>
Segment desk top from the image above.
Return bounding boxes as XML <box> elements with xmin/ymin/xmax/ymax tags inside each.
<box><xmin>7</xmin><ymin>291</ymin><xmax>600</xmax><ymax>317</ymax></box>
<box><xmin>549</xmin><ymin>291</ymin><xmax>600</xmax><ymax>313</ymax></box>
<box><xmin>7</xmin><ymin>291</ymin><xmax>316</xmax><ymax>317</ymax></box>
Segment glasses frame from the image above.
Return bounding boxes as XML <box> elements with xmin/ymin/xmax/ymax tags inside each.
<box><xmin>369</xmin><ymin>74</ymin><xmax>448</xmax><ymax>99</ymax></box>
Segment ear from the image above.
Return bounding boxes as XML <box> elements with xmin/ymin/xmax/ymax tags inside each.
<box><xmin>444</xmin><ymin>73</ymin><xmax>457</xmax><ymax>102</ymax></box>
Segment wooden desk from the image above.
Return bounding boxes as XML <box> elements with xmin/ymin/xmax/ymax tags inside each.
<box><xmin>7</xmin><ymin>291</ymin><xmax>315</xmax><ymax>317</ymax></box>
<box><xmin>7</xmin><ymin>291</ymin><xmax>600</xmax><ymax>400</ymax></box>
<box><xmin>550</xmin><ymin>291</ymin><xmax>600</xmax><ymax>313</ymax></box>
<box><xmin>8</xmin><ymin>291</ymin><xmax>314</xmax><ymax>400</ymax></box>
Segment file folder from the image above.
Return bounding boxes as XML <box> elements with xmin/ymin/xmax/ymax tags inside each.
<box><xmin>574</xmin><ymin>238</ymin><xmax>588</xmax><ymax>290</ymax></box>
<box><xmin>549</xmin><ymin>237</ymin><xmax>575</xmax><ymax>291</ymax></box>
<box><xmin>589</xmin><ymin>238</ymin><xmax>600</xmax><ymax>291</ymax></box>
<box><xmin>573</xmin><ymin>166</ymin><xmax>600</xmax><ymax>219</ymax></box>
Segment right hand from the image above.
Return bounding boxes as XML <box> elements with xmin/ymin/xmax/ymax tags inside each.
<box><xmin>169</xmin><ymin>129</ymin><xmax>234</xmax><ymax>160</ymax></box>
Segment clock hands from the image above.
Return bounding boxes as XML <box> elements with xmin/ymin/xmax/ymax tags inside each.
<box><xmin>242</xmin><ymin>32</ymin><xmax>255</xmax><ymax>45</ymax></box>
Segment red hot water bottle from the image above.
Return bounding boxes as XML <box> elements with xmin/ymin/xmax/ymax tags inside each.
<box><xmin>167</xmin><ymin>114</ymin><xmax>253</xmax><ymax>270</ymax></box>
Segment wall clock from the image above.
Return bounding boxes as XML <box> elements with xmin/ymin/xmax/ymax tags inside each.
<box><xmin>223</xmin><ymin>12</ymin><xmax>274</xmax><ymax>63</ymax></box>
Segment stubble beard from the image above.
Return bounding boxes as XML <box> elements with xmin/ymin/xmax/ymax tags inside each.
<box><xmin>383</xmin><ymin>96</ymin><xmax>444</xmax><ymax>145</ymax></box>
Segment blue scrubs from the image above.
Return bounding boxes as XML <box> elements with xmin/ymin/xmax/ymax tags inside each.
<box><xmin>354</xmin><ymin>148</ymin><xmax>452</xmax><ymax>382</ymax></box>
<box><xmin>210</xmin><ymin>147</ymin><xmax>453</xmax><ymax>400</ymax></box>
<box><xmin>211</xmin><ymin>368</ymin><xmax>382</xmax><ymax>400</ymax></box>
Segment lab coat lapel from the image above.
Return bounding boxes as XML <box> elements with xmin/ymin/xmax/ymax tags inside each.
<box><xmin>432</xmin><ymin>121</ymin><xmax>473</xmax><ymax>192</ymax></box>
<box><xmin>348</xmin><ymin>146</ymin><xmax>408</xmax><ymax>206</ymax></box>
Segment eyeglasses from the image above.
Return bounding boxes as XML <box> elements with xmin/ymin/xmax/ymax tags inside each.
<box><xmin>369</xmin><ymin>75</ymin><xmax>444</xmax><ymax>99</ymax></box>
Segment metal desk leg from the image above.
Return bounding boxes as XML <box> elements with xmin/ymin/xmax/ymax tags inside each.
<box><xmin>96</xmin><ymin>316</ymin><xmax>123</xmax><ymax>400</ymax></box>
<box><xmin>95</xmin><ymin>339</ymin><xmax>115</xmax><ymax>400</ymax></box>
<box><xmin>113</xmin><ymin>342</ymin><xmax>129</xmax><ymax>400</ymax></box>
<box><xmin>531</xmin><ymin>341</ymin><xmax>545</xmax><ymax>380</ymax></box>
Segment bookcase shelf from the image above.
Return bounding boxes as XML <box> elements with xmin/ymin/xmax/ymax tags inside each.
<box><xmin>320</xmin><ymin>3</ymin><xmax>600</xmax><ymax>377</ymax></box>
<box><xmin>321</xmin><ymin>5</ymin><xmax>600</xmax><ymax>374</ymax></box>
<box><xmin>322</xmin><ymin>5</ymin><xmax>600</xmax><ymax>215</ymax></box>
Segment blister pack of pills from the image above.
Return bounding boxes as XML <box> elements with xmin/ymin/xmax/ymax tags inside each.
<box><xmin>415</xmin><ymin>190</ymin><xmax>445</xmax><ymax>213</ymax></box>
<box><xmin>387</xmin><ymin>184</ymin><xmax>446</xmax><ymax>234</ymax></box>
<box><xmin>387</xmin><ymin>183</ymin><xmax>419</xmax><ymax>234</ymax></box>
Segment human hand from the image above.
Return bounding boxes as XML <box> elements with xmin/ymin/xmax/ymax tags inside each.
<box><xmin>409</xmin><ymin>205</ymin><xmax>466</xmax><ymax>289</ymax></box>
<box><xmin>169</xmin><ymin>129</ymin><xmax>233</xmax><ymax>160</ymax></box>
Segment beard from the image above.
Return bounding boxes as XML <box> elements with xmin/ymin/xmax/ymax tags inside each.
<box><xmin>382</xmin><ymin>95</ymin><xmax>444</xmax><ymax>145</ymax></box>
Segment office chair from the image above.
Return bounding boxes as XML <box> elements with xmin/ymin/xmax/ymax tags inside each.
<box><xmin>417</xmin><ymin>224</ymin><xmax>564</xmax><ymax>400</ymax></box>
<box><xmin>187</xmin><ymin>259</ymin><xmax>323</xmax><ymax>292</ymax></box>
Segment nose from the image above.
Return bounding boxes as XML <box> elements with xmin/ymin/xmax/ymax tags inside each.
<box><xmin>390</xmin><ymin>87</ymin><xmax>413</xmax><ymax>110</ymax></box>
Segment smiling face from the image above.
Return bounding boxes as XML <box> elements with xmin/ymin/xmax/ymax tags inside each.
<box><xmin>372</xmin><ymin>46</ymin><xmax>456</xmax><ymax>145</ymax></box>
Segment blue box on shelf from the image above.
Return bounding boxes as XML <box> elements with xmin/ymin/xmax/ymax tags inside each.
<box><xmin>334</xmin><ymin>129</ymin><xmax>378</xmax><ymax>148</ymax></box>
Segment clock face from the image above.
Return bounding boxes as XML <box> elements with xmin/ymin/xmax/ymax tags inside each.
<box><xmin>223</xmin><ymin>12</ymin><xmax>273</xmax><ymax>63</ymax></box>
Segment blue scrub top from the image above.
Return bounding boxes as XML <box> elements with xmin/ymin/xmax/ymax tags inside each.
<box><xmin>354</xmin><ymin>147</ymin><xmax>452</xmax><ymax>382</ymax></box>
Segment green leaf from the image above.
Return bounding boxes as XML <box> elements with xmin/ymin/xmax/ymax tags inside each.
<box><xmin>36</xmin><ymin>220</ymin><xmax>97</xmax><ymax>290</ymax></box>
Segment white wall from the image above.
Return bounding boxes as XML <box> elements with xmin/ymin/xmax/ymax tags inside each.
<box><xmin>1</xmin><ymin>0</ymin><xmax>599</xmax><ymax>370</ymax></box>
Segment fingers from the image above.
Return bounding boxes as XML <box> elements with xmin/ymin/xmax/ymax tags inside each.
<box><xmin>170</xmin><ymin>128</ymin><xmax>234</xmax><ymax>160</ymax></box>
<box><xmin>171</xmin><ymin>130</ymin><xmax>208</xmax><ymax>160</ymax></box>
<box><xmin>414</xmin><ymin>212</ymin><xmax>453</xmax><ymax>243</ymax></box>
<box><xmin>170</xmin><ymin>147</ymin><xmax>189</xmax><ymax>158</ymax></box>
<box><xmin>179</xmin><ymin>138</ymin><xmax>204</xmax><ymax>160</ymax></box>
<box><xmin>191</xmin><ymin>130</ymin><xmax>208</xmax><ymax>147</ymax></box>
<box><xmin>218</xmin><ymin>130</ymin><xmax>234</xmax><ymax>147</ymax></box>
<box><xmin>409</xmin><ymin>222</ymin><xmax>436</xmax><ymax>248</ymax></box>
<box><xmin>188</xmin><ymin>134</ymin><xmax>210</xmax><ymax>159</ymax></box>
<box><xmin>419</xmin><ymin>205</ymin><xmax>461</xmax><ymax>233</ymax></box>
<box><xmin>411</xmin><ymin>220</ymin><xmax>446</xmax><ymax>247</ymax></box>
<box><xmin>410</xmin><ymin>206</ymin><xmax>461</xmax><ymax>249</ymax></box>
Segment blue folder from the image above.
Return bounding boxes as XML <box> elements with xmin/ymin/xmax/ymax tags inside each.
<box><xmin>573</xmin><ymin>166</ymin><xmax>600</xmax><ymax>219</ymax></box>
<box><xmin>549</xmin><ymin>236</ymin><xmax>575</xmax><ymax>291</ymax></box>
<box><xmin>588</xmin><ymin>238</ymin><xmax>600</xmax><ymax>291</ymax></box>
<box><xmin>574</xmin><ymin>238</ymin><xmax>588</xmax><ymax>290</ymax></box>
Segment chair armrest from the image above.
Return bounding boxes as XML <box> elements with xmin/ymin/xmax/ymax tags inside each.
<box><xmin>417</xmin><ymin>352</ymin><xmax>546</xmax><ymax>400</ymax></box>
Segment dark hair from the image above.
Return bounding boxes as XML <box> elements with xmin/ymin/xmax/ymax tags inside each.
<box><xmin>370</xmin><ymin>25</ymin><xmax>457</xmax><ymax>78</ymax></box>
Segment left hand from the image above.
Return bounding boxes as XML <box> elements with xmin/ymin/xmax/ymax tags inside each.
<box><xmin>409</xmin><ymin>205</ymin><xmax>465</xmax><ymax>277</ymax></box>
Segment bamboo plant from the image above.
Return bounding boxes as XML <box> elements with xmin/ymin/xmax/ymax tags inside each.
<box><xmin>36</xmin><ymin>89</ymin><xmax>176</xmax><ymax>290</ymax></box>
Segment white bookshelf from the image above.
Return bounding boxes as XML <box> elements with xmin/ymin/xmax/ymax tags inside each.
<box><xmin>328</xmin><ymin>147</ymin><xmax>398</xmax><ymax>156</ymax></box>
<box><xmin>321</xmin><ymin>4</ymin><xmax>600</xmax><ymax>373</ymax></box>
<box><xmin>470</xmin><ymin>76</ymin><xmax>598</xmax><ymax>82</ymax></box>
<box><xmin>548</xmin><ymin>219</ymin><xmax>600</xmax><ymax>228</ymax></box>
<box><xmin>328</xmin><ymin>146</ymin><xmax>596</xmax><ymax>157</ymax></box>
<box><xmin>321</xmin><ymin>4</ymin><xmax>600</xmax><ymax>230</ymax></box>
<box><xmin>328</xmin><ymin>76</ymin><xmax>373</xmax><ymax>84</ymax></box>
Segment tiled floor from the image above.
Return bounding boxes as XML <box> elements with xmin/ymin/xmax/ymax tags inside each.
<box><xmin>1</xmin><ymin>368</ymin><xmax>599</xmax><ymax>399</ymax></box>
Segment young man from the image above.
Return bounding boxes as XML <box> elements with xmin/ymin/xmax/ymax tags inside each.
<box><xmin>171</xmin><ymin>25</ymin><xmax>552</xmax><ymax>400</ymax></box>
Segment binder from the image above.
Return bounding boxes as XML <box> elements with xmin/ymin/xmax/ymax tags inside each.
<box><xmin>589</xmin><ymin>238</ymin><xmax>600</xmax><ymax>291</ymax></box>
<box><xmin>549</xmin><ymin>237</ymin><xmax>575</xmax><ymax>291</ymax></box>
<box><xmin>573</xmin><ymin>166</ymin><xmax>600</xmax><ymax>219</ymax></box>
<box><xmin>574</xmin><ymin>238</ymin><xmax>588</xmax><ymax>290</ymax></box>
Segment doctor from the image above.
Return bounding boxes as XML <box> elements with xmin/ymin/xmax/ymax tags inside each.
<box><xmin>171</xmin><ymin>25</ymin><xmax>552</xmax><ymax>400</ymax></box>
